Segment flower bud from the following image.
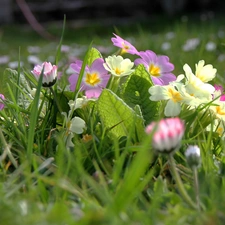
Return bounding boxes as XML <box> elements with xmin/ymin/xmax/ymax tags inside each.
<box><xmin>145</xmin><ymin>117</ymin><xmax>185</xmax><ymax>154</ymax></box>
<box><xmin>31</xmin><ymin>62</ymin><xmax>57</xmax><ymax>87</ymax></box>
<box><xmin>185</xmin><ymin>145</ymin><xmax>201</xmax><ymax>168</ymax></box>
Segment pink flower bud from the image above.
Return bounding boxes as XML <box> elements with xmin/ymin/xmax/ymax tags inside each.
<box><xmin>145</xmin><ymin>117</ymin><xmax>185</xmax><ymax>153</ymax></box>
<box><xmin>31</xmin><ymin>62</ymin><xmax>57</xmax><ymax>87</ymax></box>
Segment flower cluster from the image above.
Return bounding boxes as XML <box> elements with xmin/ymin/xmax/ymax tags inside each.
<box><xmin>27</xmin><ymin>32</ymin><xmax>225</xmax><ymax>148</ymax></box>
<box><xmin>67</xmin><ymin>33</ymin><xmax>176</xmax><ymax>98</ymax></box>
<box><xmin>149</xmin><ymin>60</ymin><xmax>217</xmax><ymax>117</ymax></box>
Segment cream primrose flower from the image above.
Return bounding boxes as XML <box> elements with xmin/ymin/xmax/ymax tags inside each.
<box><xmin>209</xmin><ymin>100</ymin><xmax>225</xmax><ymax>120</ymax></box>
<box><xmin>61</xmin><ymin>99</ymin><xmax>86</xmax><ymax>148</ymax></box>
<box><xmin>103</xmin><ymin>55</ymin><xmax>134</xmax><ymax>77</ymax></box>
<box><xmin>195</xmin><ymin>60</ymin><xmax>217</xmax><ymax>82</ymax></box>
<box><xmin>209</xmin><ymin>86</ymin><xmax>225</xmax><ymax>120</ymax></box>
<box><xmin>181</xmin><ymin>64</ymin><xmax>215</xmax><ymax>102</ymax></box>
<box><xmin>149</xmin><ymin>80</ymin><xmax>194</xmax><ymax>117</ymax></box>
<box><xmin>61</xmin><ymin>112</ymin><xmax>86</xmax><ymax>148</ymax></box>
<box><xmin>68</xmin><ymin>96</ymin><xmax>94</xmax><ymax>111</ymax></box>
<box><xmin>206</xmin><ymin>118</ymin><xmax>225</xmax><ymax>140</ymax></box>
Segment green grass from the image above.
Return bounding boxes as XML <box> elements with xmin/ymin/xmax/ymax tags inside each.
<box><xmin>1</xmin><ymin>12</ymin><xmax>225</xmax><ymax>225</ymax></box>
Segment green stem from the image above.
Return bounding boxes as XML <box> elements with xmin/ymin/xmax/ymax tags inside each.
<box><xmin>193</xmin><ymin>166</ymin><xmax>200</xmax><ymax>211</ymax></box>
<box><xmin>50</xmin><ymin>87</ymin><xmax>62</xmax><ymax>113</ymax></box>
<box><xmin>168</xmin><ymin>154</ymin><xmax>197</xmax><ymax>210</ymax></box>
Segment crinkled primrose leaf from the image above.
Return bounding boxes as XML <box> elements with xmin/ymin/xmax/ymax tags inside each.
<box><xmin>87</xmin><ymin>47</ymin><xmax>102</xmax><ymax>66</ymax></box>
<box><xmin>122</xmin><ymin>64</ymin><xmax>160</xmax><ymax>124</ymax></box>
<box><xmin>97</xmin><ymin>89</ymin><xmax>145</xmax><ymax>141</ymax></box>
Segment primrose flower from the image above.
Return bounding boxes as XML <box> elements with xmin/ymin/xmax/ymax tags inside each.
<box><xmin>149</xmin><ymin>80</ymin><xmax>194</xmax><ymax>117</ymax></box>
<box><xmin>134</xmin><ymin>50</ymin><xmax>176</xmax><ymax>85</ymax></box>
<box><xmin>103</xmin><ymin>55</ymin><xmax>134</xmax><ymax>77</ymax></box>
<box><xmin>31</xmin><ymin>62</ymin><xmax>57</xmax><ymax>87</ymax></box>
<box><xmin>185</xmin><ymin>145</ymin><xmax>201</xmax><ymax>168</ymax></box>
<box><xmin>181</xmin><ymin>64</ymin><xmax>215</xmax><ymax>101</ymax></box>
<box><xmin>195</xmin><ymin>60</ymin><xmax>217</xmax><ymax>82</ymax></box>
<box><xmin>213</xmin><ymin>84</ymin><xmax>225</xmax><ymax>101</ymax></box>
<box><xmin>145</xmin><ymin>117</ymin><xmax>185</xmax><ymax>154</ymax></box>
<box><xmin>0</xmin><ymin>94</ymin><xmax>5</xmax><ymax>110</ymax></box>
<box><xmin>111</xmin><ymin>33</ymin><xmax>139</xmax><ymax>55</ymax></box>
<box><xmin>68</xmin><ymin>58</ymin><xmax>110</xmax><ymax>98</ymax></box>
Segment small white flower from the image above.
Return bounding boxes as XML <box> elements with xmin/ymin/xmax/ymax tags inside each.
<box><xmin>69</xmin><ymin>117</ymin><xmax>86</xmax><ymax>134</ymax></box>
<box><xmin>205</xmin><ymin>41</ymin><xmax>216</xmax><ymax>51</ymax></box>
<box><xmin>103</xmin><ymin>55</ymin><xmax>134</xmax><ymax>77</ymax></box>
<box><xmin>165</xmin><ymin>32</ymin><xmax>175</xmax><ymax>40</ymax></box>
<box><xmin>182</xmin><ymin>38</ymin><xmax>200</xmax><ymax>52</ymax></box>
<box><xmin>161</xmin><ymin>42</ymin><xmax>171</xmax><ymax>51</ymax></box>
<box><xmin>27</xmin><ymin>55</ymin><xmax>42</xmax><ymax>65</ymax></box>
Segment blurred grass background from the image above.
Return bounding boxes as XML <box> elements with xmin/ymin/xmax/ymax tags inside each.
<box><xmin>1</xmin><ymin>12</ymin><xmax>225</xmax><ymax>82</ymax></box>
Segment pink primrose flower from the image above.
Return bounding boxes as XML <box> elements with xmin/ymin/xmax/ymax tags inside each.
<box><xmin>68</xmin><ymin>58</ymin><xmax>110</xmax><ymax>98</ymax></box>
<box><xmin>145</xmin><ymin>117</ymin><xmax>185</xmax><ymax>153</ymax></box>
<box><xmin>214</xmin><ymin>84</ymin><xmax>225</xmax><ymax>101</ymax></box>
<box><xmin>0</xmin><ymin>94</ymin><xmax>5</xmax><ymax>110</ymax></box>
<box><xmin>111</xmin><ymin>33</ymin><xmax>139</xmax><ymax>55</ymax></box>
<box><xmin>31</xmin><ymin>62</ymin><xmax>57</xmax><ymax>87</ymax></box>
<box><xmin>134</xmin><ymin>50</ymin><xmax>176</xmax><ymax>85</ymax></box>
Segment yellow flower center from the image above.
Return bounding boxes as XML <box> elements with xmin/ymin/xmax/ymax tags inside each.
<box><xmin>85</xmin><ymin>73</ymin><xmax>100</xmax><ymax>86</ymax></box>
<box><xmin>168</xmin><ymin>88</ymin><xmax>182</xmax><ymax>103</ymax></box>
<box><xmin>216</xmin><ymin>106</ymin><xmax>225</xmax><ymax>115</ymax></box>
<box><xmin>114</xmin><ymin>67</ymin><xmax>123</xmax><ymax>75</ymax></box>
<box><xmin>216</xmin><ymin>126</ymin><xmax>223</xmax><ymax>136</ymax></box>
<box><xmin>121</xmin><ymin>43</ymin><xmax>129</xmax><ymax>54</ymax></box>
<box><xmin>149</xmin><ymin>64</ymin><xmax>161</xmax><ymax>77</ymax></box>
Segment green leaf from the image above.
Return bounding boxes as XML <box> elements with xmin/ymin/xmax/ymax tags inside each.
<box><xmin>87</xmin><ymin>47</ymin><xmax>102</xmax><ymax>66</ymax></box>
<box><xmin>122</xmin><ymin>64</ymin><xmax>160</xmax><ymax>125</ymax></box>
<box><xmin>97</xmin><ymin>89</ymin><xmax>145</xmax><ymax>141</ymax></box>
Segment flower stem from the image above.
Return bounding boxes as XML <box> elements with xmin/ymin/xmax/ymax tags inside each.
<box><xmin>193</xmin><ymin>166</ymin><xmax>200</xmax><ymax>210</ymax></box>
<box><xmin>168</xmin><ymin>154</ymin><xmax>198</xmax><ymax>210</ymax></box>
<box><xmin>50</xmin><ymin>87</ymin><xmax>62</xmax><ymax>113</ymax></box>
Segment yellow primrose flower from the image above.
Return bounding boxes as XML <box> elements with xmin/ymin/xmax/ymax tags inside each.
<box><xmin>195</xmin><ymin>60</ymin><xmax>217</xmax><ymax>82</ymax></box>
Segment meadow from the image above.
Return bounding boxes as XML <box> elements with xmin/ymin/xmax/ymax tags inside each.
<box><xmin>1</xmin><ymin>12</ymin><xmax>225</xmax><ymax>224</ymax></box>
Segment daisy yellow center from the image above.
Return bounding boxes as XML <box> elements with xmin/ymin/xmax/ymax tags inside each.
<box><xmin>85</xmin><ymin>73</ymin><xmax>100</xmax><ymax>86</ymax></box>
<box><xmin>149</xmin><ymin>64</ymin><xmax>160</xmax><ymax>77</ymax></box>
<box><xmin>114</xmin><ymin>67</ymin><xmax>123</xmax><ymax>75</ymax></box>
<box><xmin>216</xmin><ymin>106</ymin><xmax>225</xmax><ymax>115</ymax></box>
<box><xmin>168</xmin><ymin>88</ymin><xmax>182</xmax><ymax>103</ymax></box>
